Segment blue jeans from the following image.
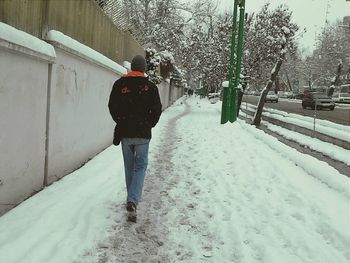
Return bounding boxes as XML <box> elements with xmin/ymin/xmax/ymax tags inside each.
<box><xmin>121</xmin><ymin>138</ymin><xmax>150</xmax><ymax>205</ymax></box>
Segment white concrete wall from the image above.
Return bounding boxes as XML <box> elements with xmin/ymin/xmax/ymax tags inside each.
<box><xmin>0</xmin><ymin>27</ymin><xmax>184</xmax><ymax>216</ymax></box>
<box><xmin>170</xmin><ymin>86</ymin><xmax>181</xmax><ymax>105</ymax></box>
<box><xmin>157</xmin><ymin>81</ymin><xmax>170</xmax><ymax>110</ymax></box>
<box><xmin>46</xmin><ymin>47</ymin><xmax>120</xmax><ymax>184</ymax></box>
<box><xmin>0</xmin><ymin>49</ymin><xmax>49</xmax><ymax>214</ymax></box>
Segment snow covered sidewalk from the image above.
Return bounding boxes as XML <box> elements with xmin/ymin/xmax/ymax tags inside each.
<box><xmin>0</xmin><ymin>96</ymin><xmax>349</xmax><ymax>263</ymax></box>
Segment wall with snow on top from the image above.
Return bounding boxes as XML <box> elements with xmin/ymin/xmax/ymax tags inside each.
<box><xmin>0</xmin><ymin>24</ymin><xmax>185</xmax><ymax>216</ymax></box>
<box><xmin>44</xmin><ymin>30</ymin><xmax>127</xmax><ymax>184</ymax></box>
<box><xmin>0</xmin><ymin>24</ymin><xmax>56</xmax><ymax>215</ymax></box>
<box><xmin>0</xmin><ymin>24</ymin><xmax>124</xmax><ymax>214</ymax></box>
<box><xmin>46</xmin><ymin>46</ymin><xmax>121</xmax><ymax>184</ymax></box>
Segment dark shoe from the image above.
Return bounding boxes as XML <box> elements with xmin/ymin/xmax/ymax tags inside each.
<box><xmin>126</xmin><ymin>201</ymin><xmax>136</xmax><ymax>212</ymax></box>
<box><xmin>126</xmin><ymin>201</ymin><xmax>137</xmax><ymax>223</ymax></box>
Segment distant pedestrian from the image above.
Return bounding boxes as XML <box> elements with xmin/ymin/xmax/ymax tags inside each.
<box><xmin>108</xmin><ymin>55</ymin><xmax>162</xmax><ymax>222</ymax></box>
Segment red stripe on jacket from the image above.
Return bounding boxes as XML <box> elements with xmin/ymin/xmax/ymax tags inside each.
<box><xmin>122</xmin><ymin>71</ymin><xmax>145</xmax><ymax>78</ymax></box>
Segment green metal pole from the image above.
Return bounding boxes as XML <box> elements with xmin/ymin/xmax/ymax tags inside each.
<box><xmin>221</xmin><ymin>0</ymin><xmax>238</xmax><ymax>124</ymax></box>
<box><xmin>235</xmin><ymin>0</ymin><xmax>246</xmax><ymax>89</ymax></box>
<box><xmin>229</xmin><ymin>0</ymin><xmax>245</xmax><ymax>122</ymax></box>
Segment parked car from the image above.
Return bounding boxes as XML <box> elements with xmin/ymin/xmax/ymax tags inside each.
<box><xmin>292</xmin><ymin>93</ymin><xmax>304</xmax><ymax>99</ymax></box>
<box><xmin>278</xmin><ymin>91</ymin><xmax>292</xmax><ymax>98</ymax></box>
<box><xmin>302</xmin><ymin>92</ymin><xmax>335</xmax><ymax>110</ymax></box>
<box><xmin>265</xmin><ymin>91</ymin><xmax>278</xmax><ymax>103</ymax></box>
<box><xmin>331</xmin><ymin>93</ymin><xmax>350</xmax><ymax>104</ymax></box>
<box><xmin>208</xmin><ymin>93</ymin><xmax>220</xmax><ymax>104</ymax></box>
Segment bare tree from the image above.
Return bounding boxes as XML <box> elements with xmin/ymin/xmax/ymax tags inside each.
<box><xmin>253</xmin><ymin>24</ymin><xmax>297</xmax><ymax>126</ymax></box>
<box><xmin>303</xmin><ymin>20</ymin><xmax>350</xmax><ymax>88</ymax></box>
<box><xmin>243</xmin><ymin>4</ymin><xmax>298</xmax><ymax>92</ymax></box>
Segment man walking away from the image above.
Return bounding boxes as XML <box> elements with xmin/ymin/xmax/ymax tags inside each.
<box><xmin>108</xmin><ymin>55</ymin><xmax>162</xmax><ymax>222</ymax></box>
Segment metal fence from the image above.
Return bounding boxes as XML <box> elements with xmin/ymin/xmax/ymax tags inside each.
<box><xmin>95</xmin><ymin>0</ymin><xmax>131</xmax><ymax>31</ymax></box>
<box><xmin>0</xmin><ymin>0</ymin><xmax>143</xmax><ymax>63</ymax></box>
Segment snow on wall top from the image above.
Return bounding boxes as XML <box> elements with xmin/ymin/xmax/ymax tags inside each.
<box><xmin>123</xmin><ymin>61</ymin><xmax>131</xmax><ymax>70</ymax></box>
<box><xmin>47</xmin><ymin>30</ymin><xmax>127</xmax><ymax>75</ymax></box>
<box><xmin>0</xmin><ymin>22</ymin><xmax>56</xmax><ymax>58</ymax></box>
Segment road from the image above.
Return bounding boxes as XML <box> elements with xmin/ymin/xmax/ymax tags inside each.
<box><xmin>242</xmin><ymin>95</ymin><xmax>350</xmax><ymax>126</ymax></box>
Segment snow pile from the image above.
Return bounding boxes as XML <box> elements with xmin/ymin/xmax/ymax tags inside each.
<box><xmin>219</xmin><ymin>101</ymin><xmax>349</xmax><ymax>195</ymax></box>
<box><xmin>0</xmin><ymin>22</ymin><xmax>56</xmax><ymax>58</ymax></box>
<box><xmin>263</xmin><ymin>112</ymin><xmax>350</xmax><ymax>142</ymax></box>
<box><xmin>0</xmin><ymin>147</ymin><xmax>125</xmax><ymax>263</ymax></box>
<box><xmin>241</xmin><ymin>122</ymin><xmax>349</xmax><ymax>198</ymax></box>
<box><xmin>335</xmin><ymin>103</ymin><xmax>350</xmax><ymax>109</ymax></box>
<box><xmin>241</xmin><ymin>102</ymin><xmax>350</xmax><ymax>165</ymax></box>
<box><xmin>244</xmin><ymin>102</ymin><xmax>350</xmax><ymax>142</ymax></box>
<box><xmin>47</xmin><ymin>30</ymin><xmax>126</xmax><ymax>74</ymax></box>
<box><xmin>267</xmin><ymin>107</ymin><xmax>350</xmax><ymax>134</ymax></box>
<box><xmin>265</xmin><ymin>122</ymin><xmax>350</xmax><ymax>166</ymax></box>
<box><xmin>0</xmin><ymin>96</ymin><xmax>349</xmax><ymax>262</ymax></box>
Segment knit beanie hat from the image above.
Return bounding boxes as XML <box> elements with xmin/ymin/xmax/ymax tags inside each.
<box><xmin>131</xmin><ymin>55</ymin><xmax>147</xmax><ymax>72</ymax></box>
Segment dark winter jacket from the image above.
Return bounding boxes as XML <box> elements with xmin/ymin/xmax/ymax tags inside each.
<box><xmin>108</xmin><ymin>71</ymin><xmax>162</xmax><ymax>140</ymax></box>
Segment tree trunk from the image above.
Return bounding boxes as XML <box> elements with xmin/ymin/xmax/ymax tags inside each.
<box><xmin>237</xmin><ymin>90</ymin><xmax>244</xmax><ymax>115</ymax></box>
<box><xmin>332</xmin><ymin>62</ymin><xmax>343</xmax><ymax>86</ymax></box>
<box><xmin>253</xmin><ymin>57</ymin><xmax>284</xmax><ymax>126</ymax></box>
<box><xmin>328</xmin><ymin>61</ymin><xmax>342</xmax><ymax>97</ymax></box>
<box><xmin>275</xmin><ymin>76</ymin><xmax>280</xmax><ymax>92</ymax></box>
<box><xmin>284</xmin><ymin>71</ymin><xmax>292</xmax><ymax>91</ymax></box>
<box><xmin>237</xmin><ymin>81</ymin><xmax>247</xmax><ymax>116</ymax></box>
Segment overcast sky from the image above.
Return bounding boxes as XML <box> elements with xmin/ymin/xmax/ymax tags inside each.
<box><xmin>218</xmin><ymin>0</ymin><xmax>350</xmax><ymax>53</ymax></box>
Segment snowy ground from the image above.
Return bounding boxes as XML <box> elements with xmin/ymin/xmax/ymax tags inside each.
<box><xmin>0</xmin><ymin>96</ymin><xmax>349</xmax><ymax>263</ymax></box>
<box><xmin>241</xmin><ymin>103</ymin><xmax>350</xmax><ymax>166</ymax></box>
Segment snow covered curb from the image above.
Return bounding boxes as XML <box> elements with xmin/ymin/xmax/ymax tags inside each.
<box><xmin>263</xmin><ymin>112</ymin><xmax>350</xmax><ymax>142</ymax></box>
<box><xmin>335</xmin><ymin>103</ymin><xmax>350</xmax><ymax>109</ymax></box>
<box><xmin>265</xmin><ymin>122</ymin><xmax>350</xmax><ymax>165</ymax></box>
<box><xmin>248</xmin><ymin>103</ymin><xmax>349</xmax><ymax>137</ymax></box>
<box><xmin>0</xmin><ymin>22</ymin><xmax>56</xmax><ymax>61</ymax></box>
<box><xmin>241</xmin><ymin>105</ymin><xmax>349</xmax><ymax>167</ymax></box>
<box><xmin>240</xmin><ymin>122</ymin><xmax>350</xmax><ymax>198</ymax></box>
<box><xmin>243</xmin><ymin>103</ymin><xmax>350</xmax><ymax>147</ymax></box>
<box><xmin>47</xmin><ymin>30</ymin><xmax>127</xmax><ymax>75</ymax></box>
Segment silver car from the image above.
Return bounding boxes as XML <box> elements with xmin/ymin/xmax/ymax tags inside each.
<box><xmin>265</xmin><ymin>91</ymin><xmax>278</xmax><ymax>103</ymax></box>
